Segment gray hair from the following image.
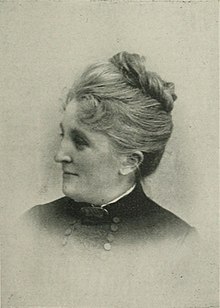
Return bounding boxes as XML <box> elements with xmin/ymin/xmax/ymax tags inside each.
<box><xmin>65</xmin><ymin>51</ymin><xmax>177</xmax><ymax>177</ymax></box>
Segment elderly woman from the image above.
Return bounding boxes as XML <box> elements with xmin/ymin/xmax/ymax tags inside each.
<box><xmin>27</xmin><ymin>51</ymin><xmax>194</xmax><ymax>241</ymax></box>
<box><xmin>8</xmin><ymin>52</ymin><xmax>197</xmax><ymax>307</ymax></box>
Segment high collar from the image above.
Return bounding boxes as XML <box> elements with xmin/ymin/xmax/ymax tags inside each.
<box><xmin>98</xmin><ymin>184</ymin><xmax>136</xmax><ymax>208</ymax></box>
<box><xmin>104</xmin><ymin>182</ymin><xmax>147</xmax><ymax>217</ymax></box>
<box><xmin>72</xmin><ymin>182</ymin><xmax>148</xmax><ymax>225</ymax></box>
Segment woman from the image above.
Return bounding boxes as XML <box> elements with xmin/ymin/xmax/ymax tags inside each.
<box><xmin>8</xmin><ymin>52</ymin><xmax>197</xmax><ymax>307</ymax></box>
<box><xmin>26</xmin><ymin>51</ymin><xmax>195</xmax><ymax>243</ymax></box>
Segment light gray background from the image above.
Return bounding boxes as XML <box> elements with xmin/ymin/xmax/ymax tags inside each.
<box><xmin>1</xmin><ymin>1</ymin><xmax>218</xmax><ymax>245</ymax></box>
<box><xmin>1</xmin><ymin>2</ymin><xmax>219</xmax><ymax>307</ymax></box>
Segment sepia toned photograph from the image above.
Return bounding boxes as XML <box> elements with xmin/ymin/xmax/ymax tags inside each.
<box><xmin>1</xmin><ymin>1</ymin><xmax>218</xmax><ymax>307</ymax></box>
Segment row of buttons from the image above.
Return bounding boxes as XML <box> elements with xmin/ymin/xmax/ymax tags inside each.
<box><xmin>62</xmin><ymin>217</ymin><xmax>121</xmax><ymax>251</ymax></box>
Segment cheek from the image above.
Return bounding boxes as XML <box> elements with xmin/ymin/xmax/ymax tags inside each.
<box><xmin>74</xmin><ymin>152</ymin><xmax>99</xmax><ymax>174</ymax></box>
<box><xmin>98</xmin><ymin>152</ymin><xmax>120</xmax><ymax>173</ymax></box>
<box><xmin>76</xmin><ymin>146</ymin><xmax>120</xmax><ymax>176</ymax></box>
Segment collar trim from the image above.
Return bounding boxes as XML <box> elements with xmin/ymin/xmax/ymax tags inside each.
<box><xmin>91</xmin><ymin>184</ymin><xmax>136</xmax><ymax>209</ymax></box>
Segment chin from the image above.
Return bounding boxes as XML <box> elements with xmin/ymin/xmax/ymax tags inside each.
<box><xmin>62</xmin><ymin>183</ymin><xmax>84</xmax><ymax>202</ymax></box>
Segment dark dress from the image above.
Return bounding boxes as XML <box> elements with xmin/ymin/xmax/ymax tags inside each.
<box><xmin>25</xmin><ymin>182</ymin><xmax>195</xmax><ymax>245</ymax></box>
<box><xmin>5</xmin><ymin>183</ymin><xmax>199</xmax><ymax>307</ymax></box>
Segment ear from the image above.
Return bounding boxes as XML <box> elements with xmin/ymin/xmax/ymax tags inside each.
<box><xmin>119</xmin><ymin>151</ymin><xmax>144</xmax><ymax>176</ymax></box>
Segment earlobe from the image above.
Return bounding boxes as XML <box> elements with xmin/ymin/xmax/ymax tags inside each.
<box><xmin>119</xmin><ymin>151</ymin><xmax>144</xmax><ymax>176</ymax></box>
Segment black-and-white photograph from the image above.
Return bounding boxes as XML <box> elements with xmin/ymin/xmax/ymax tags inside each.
<box><xmin>1</xmin><ymin>1</ymin><xmax>218</xmax><ymax>307</ymax></box>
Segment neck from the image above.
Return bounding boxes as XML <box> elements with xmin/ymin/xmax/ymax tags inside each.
<box><xmin>90</xmin><ymin>179</ymin><xmax>136</xmax><ymax>206</ymax></box>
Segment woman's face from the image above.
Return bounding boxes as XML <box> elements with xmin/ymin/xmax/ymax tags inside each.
<box><xmin>55</xmin><ymin>102</ymin><xmax>127</xmax><ymax>205</ymax></box>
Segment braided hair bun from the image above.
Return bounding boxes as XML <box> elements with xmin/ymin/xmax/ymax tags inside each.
<box><xmin>110</xmin><ymin>51</ymin><xmax>177</xmax><ymax>112</ymax></box>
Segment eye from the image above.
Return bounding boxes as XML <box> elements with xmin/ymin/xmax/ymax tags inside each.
<box><xmin>73</xmin><ymin>135</ymin><xmax>89</xmax><ymax>150</ymax></box>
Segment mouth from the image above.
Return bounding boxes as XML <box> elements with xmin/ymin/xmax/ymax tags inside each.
<box><xmin>63</xmin><ymin>172</ymin><xmax>79</xmax><ymax>176</ymax></box>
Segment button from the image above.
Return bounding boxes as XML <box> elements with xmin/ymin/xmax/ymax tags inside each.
<box><xmin>62</xmin><ymin>237</ymin><xmax>68</xmax><ymax>246</ymax></box>
<box><xmin>64</xmin><ymin>228</ymin><xmax>72</xmax><ymax>236</ymax></box>
<box><xmin>113</xmin><ymin>217</ymin><xmax>120</xmax><ymax>224</ymax></box>
<box><xmin>107</xmin><ymin>233</ymin><xmax>115</xmax><ymax>242</ymax></box>
<box><xmin>104</xmin><ymin>243</ymin><xmax>111</xmax><ymax>251</ymax></box>
<box><xmin>110</xmin><ymin>223</ymin><xmax>119</xmax><ymax>232</ymax></box>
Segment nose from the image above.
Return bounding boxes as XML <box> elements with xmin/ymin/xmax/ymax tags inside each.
<box><xmin>54</xmin><ymin>145</ymin><xmax>72</xmax><ymax>163</ymax></box>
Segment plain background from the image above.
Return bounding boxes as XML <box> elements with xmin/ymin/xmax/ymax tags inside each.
<box><xmin>0</xmin><ymin>1</ymin><xmax>219</xmax><ymax>307</ymax></box>
<box><xmin>1</xmin><ymin>0</ymin><xmax>218</xmax><ymax>247</ymax></box>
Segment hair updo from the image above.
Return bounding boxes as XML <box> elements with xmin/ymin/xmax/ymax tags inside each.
<box><xmin>65</xmin><ymin>51</ymin><xmax>177</xmax><ymax>178</ymax></box>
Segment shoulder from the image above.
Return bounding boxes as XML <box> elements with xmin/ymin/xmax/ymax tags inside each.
<box><xmin>22</xmin><ymin>196</ymin><xmax>78</xmax><ymax>230</ymax></box>
<box><xmin>145</xmin><ymin>195</ymin><xmax>192</xmax><ymax>228</ymax></box>
<box><xmin>121</xmin><ymin>185</ymin><xmax>196</xmax><ymax>242</ymax></box>
<box><xmin>140</xmin><ymin>194</ymin><xmax>197</xmax><ymax>243</ymax></box>
<box><xmin>123</xmin><ymin>184</ymin><xmax>194</xmax><ymax>231</ymax></box>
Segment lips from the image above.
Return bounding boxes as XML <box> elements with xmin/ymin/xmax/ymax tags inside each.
<box><xmin>63</xmin><ymin>171</ymin><xmax>79</xmax><ymax>176</ymax></box>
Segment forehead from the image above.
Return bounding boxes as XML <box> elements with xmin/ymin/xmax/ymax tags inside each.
<box><xmin>63</xmin><ymin>101</ymin><xmax>79</xmax><ymax>124</ymax></box>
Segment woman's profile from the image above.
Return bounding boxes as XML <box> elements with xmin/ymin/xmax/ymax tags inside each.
<box><xmin>9</xmin><ymin>51</ymin><xmax>198</xmax><ymax>307</ymax></box>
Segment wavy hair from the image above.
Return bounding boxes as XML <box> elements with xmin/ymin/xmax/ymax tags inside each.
<box><xmin>65</xmin><ymin>51</ymin><xmax>177</xmax><ymax>177</ymax></box>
